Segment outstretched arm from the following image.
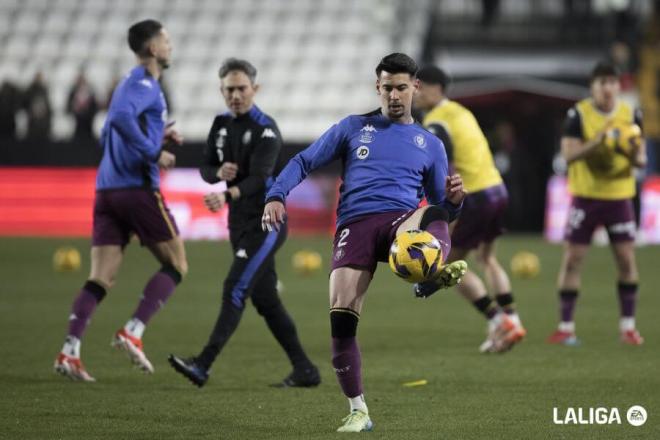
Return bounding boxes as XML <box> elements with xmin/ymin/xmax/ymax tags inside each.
<box><xmin>262</xmin><ymin>121</ymin><xmax>347</xmax><ymax>231</ymax></box>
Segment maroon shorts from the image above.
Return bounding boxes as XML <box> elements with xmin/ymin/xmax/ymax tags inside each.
<box><xmin>564</xmin><ymin>197</ymin><xmax>636</xmax><ymax>244</ymax></box>
<box><xmin>452</xmin><ymin>184</ymin><xmax>508</xmax><ymax>250</ymax></box>
<box><xmin>92</xmin><ymin>188</ymin><xmax>179</xmax><ymax>247</ymax></box>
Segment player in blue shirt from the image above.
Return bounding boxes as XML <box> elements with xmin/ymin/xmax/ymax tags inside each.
<box><xmin>262</xmin><ymin>53</ymin><xmax>468</xmax><ymax>432</ymax></box>
<box><xmin>54</xmin><ymin>20</ymin><xmax>187</xmax><ymax>382</ymax></box>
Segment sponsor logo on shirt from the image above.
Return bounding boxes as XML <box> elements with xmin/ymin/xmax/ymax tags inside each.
<box><xmin>356</xmin><ymin>146</ymin><xmax>370</xmax><ymax>160</ymax></box>
<box><xmin>236</xmin><ymin>248</ymin><xmax>248</xmax><ymax>259</ymax></box>
<box><xmin>139</xmin><ymin>79</ymin><xmax>153</xmax><ymax>89</ymax></box>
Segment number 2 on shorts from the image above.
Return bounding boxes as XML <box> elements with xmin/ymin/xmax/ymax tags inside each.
<box><xmin>337</xmin><ymin>228</ymin><xmax>350</xmax><ymax>247</ymax></box>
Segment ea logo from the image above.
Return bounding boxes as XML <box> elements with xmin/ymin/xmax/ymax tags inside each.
<box><xmin>356</xmin><ymin>146</ymin><xmax>369</xmax><ymax>160</ymax></box>
<box><xmin>627</xmin><ymin>405</ymin><xmax>647</xmax><ymax>427</ymax></box>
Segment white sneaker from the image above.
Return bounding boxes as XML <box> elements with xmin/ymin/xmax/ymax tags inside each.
<box><xmin>480</xmin><ymin>313</ymin><xmax>526</xmax><ymax>353</ymax></box>
<box><xmin>111</xmin><ymin>329</ymin><xmax>154</xmax><ymax>373</ymax></box>
<box><xmin>337</xmin><ymin>410</ymin><xmax>374</xmax><ymax>432</ymax></box>
<box><xmin>54</xmin><ymin>352</ymin><xmax>96</xmax><ymax>382</ymax></box>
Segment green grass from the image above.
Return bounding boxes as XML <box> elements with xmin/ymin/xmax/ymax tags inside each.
<box><xmin>0</xmin><ymin>235</ymin><xmax>658</xmax><ymax>439</ymax></box>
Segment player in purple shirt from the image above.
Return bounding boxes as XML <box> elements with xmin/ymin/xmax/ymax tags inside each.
<box><xmin>262</xmin><ymin>53</ymin><xmax>468</xmax><ymax>432</ymax></box>
<box><xmin>54</xmin><ymin>20</ymin><xmax>187</xmax><ymax>382</ymax></box>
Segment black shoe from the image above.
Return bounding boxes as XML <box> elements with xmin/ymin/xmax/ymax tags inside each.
<box><xmin>413</xmin><ymin>279</ymin><xmax>441</xmax><ymax>298</ymax></box>
<box><xmin>168</xmin><ymin>354</ymin><xmax>209</xmax><ymax>388</ymax></box>
<box><xmin>272</xmin><ymin>364</ymin><xmax>321</xmax><ymax>388</ymax></box>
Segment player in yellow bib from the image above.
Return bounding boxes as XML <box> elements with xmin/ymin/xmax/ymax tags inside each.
<box><xmin>414</xmin><ymin>66</ymin><xmax>526</xmax><ymax>353</ymax></box>
<box><xmin>548</xmin><ymin>61</ymin><xmax>646</xmax><ymax>346</ymax></box>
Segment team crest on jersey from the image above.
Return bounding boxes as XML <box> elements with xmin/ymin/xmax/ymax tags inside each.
<box><xmin>242</xmin><ymin>130</ymin><xmax>252</xmax><ymax>145</ymax></box>
<box><xmin>359</xmin><ymin>124</ymin><xmax>376</xmax><ymax>143</ymax></box>
<box><xmin>414</xmin><ymin>134</ymin><xmax>427</xmax><ymax>148</ymax></box>
<box><xmin>356</xmin><ymin>146</ymin><xmax>370</xmax><ymax>160</ymax></box>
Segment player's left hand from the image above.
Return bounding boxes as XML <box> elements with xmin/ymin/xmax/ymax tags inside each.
<box><xmin>446</xmin><ymin>174</ymin><xmax>466</xmax><ymax>205</ymax></box>
<box><xmin>204</xmin><ymin>192</ymin><xmax>226</xmax><ymax>212</ymax></box>
<box><xmin>262</xmin><ymin>201</ymin><xmax>286</xmax><ymax>232</ymax></box>
<box><xmin>158</xmin><ymin>150</ymin><xmax>176</xmax><ymax>170</ymax></box>
<box><xmin>163</xmin><ymin>125</ymin><xmax>184</xmax><ymax>147</ymax></box>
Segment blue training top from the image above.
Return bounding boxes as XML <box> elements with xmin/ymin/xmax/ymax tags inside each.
<box><xmin>96</xmin><ymin>66</ymin><xmax>168</xmax><ymax>190</ymax></box>
<box><xmin>266</xmin><ymin>109</ymin><xmax>460</xmax><ymax>228</ymax></box>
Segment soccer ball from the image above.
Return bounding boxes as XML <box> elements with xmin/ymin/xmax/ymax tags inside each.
<box><xmin>510</xmin><ymin>251</ymin><xmax>540</xmax><ymax>279</ymax></box>
<box><xmin>605</xmin><ymin>122</ymin><xmax>642</xmax><ymax>154</ymax></box>
<box><xmin>388</xmin><ymin>230</ymin><xmax>443</xmax><ymax>283</ymax></box>
<box><xmin>292</xmin><ymin>250</ymin><xmax>322</xmax><ymax>275</ymax></box>
<box><xmin>53</xmin><ymin>246</ymin><xmax>81</xmax><ymax>272</ymax></box>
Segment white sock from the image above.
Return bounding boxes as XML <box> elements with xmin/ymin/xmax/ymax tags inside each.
<box><xmin>124</xmin><ymin>318</ymin><xmax>146</xmax><ymax>339</ymax></box>
<box><xmin>508</xmin><ymin>312</ymin><xmax>521</xmax><ymax>327</ymax></box>
<box><xmin>558</xmin><ymin>321</ymin><xmax>575</xmax><ymax>333</ymax></box>
<box><xmin>349</xmin><ymin>394</ymin><xmax>368</xmax><ymax>413</ymax></box>
<box><xmin>62</xmin><ymin>336</ymin><xmax>81</xmax><ymax>358</ymax></box>
<box><xmin>488</xmin><ymin>314</ymin><xmax>500</xmax><ymax>332</ymax></box>
<box><xmin>619</xmin><ymin>317</ymin><xmax>635</xmax><ymax>332</ymax></box>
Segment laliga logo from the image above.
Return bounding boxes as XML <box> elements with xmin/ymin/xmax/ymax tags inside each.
<box><xmin>553</xmin><ymin>405</ymin><xmax>647</xmax><ymax>426</ymax></box>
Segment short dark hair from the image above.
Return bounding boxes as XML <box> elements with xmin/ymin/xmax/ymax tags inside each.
<box><xmin>375</xmin><ymin>53</ymin><xmax>418</xmax><ymax>78</ymax></box>
<box><xmin>219</xmin><ymin>58</ymin><xmax>257</xmax><ymax>83</ymax></box>
<box><xmin>128</xmin><ymin>19</ymin><xmax>163</xmax><ymax>56</ymax></box>
<box><xmin>590</xmin><ymin>61</ymin><xmax>620</xmax><ymax>82</ymax></box>
<box><xmin>417</xmin><ymin>65</ymin><xmax>451</xmax><ymax>91</ymax></box>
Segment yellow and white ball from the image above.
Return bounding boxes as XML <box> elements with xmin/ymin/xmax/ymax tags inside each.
<box><xmin>292</xmin><ymin>250</ymin><xmax>322</xmax><ymax>275</ymax></box>
<box><xmin>510</xmin><ymin>251</ymin><xmax>540</xmax><ymax>279</ymax></box>
<box><xmin>389</xmin><ymin>230</ymin><xmax>443</xmax><ymax>283</ymax></box>
<box><xmin>53</xmin><ymin>246</ymin><xmax>82</xmax><ymax>272</ymax></box>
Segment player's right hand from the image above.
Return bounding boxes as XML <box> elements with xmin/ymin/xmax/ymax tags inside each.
<box><xmin>204</xmin><ymin>192</ymin><xmax>226</xmax><ymax>212</ymax></box>
<box><xmin>217</xmin><ymin>162</ymin><xmax>238</xmax><ymax>181</ymax></box>
<box><xmin>262</xmin><ymin>201</ymin><xmax>286</xmax><ymax>232</ymax></box>
<box><xmin>158</xmin><ymin>150</ymin><xmax>176</xmax><ymax>170</ymax></box>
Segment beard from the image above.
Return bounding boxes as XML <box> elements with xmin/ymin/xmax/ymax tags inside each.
<box><xmin>387</xmin><ymin>104</ymin><xmax>405</xmax><ymax>120</ymax></box>
<box><xmin>158</xmin><ymin>57</ymin><xmax>171</xmax><ymax>69</ymax></box>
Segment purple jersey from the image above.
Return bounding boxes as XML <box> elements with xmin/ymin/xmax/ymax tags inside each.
<box><xmin>97</xmin><ymin>66</ymin><xmax>168</xmax><ymax>190</ymax></box>
<box><xmin>266</xmin><ymin>109</ymin><xmax>460</xmax><ymax>228</ymax></box>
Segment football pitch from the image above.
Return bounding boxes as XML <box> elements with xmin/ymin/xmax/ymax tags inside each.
<box><xmin>0</xmin><ymin>235</ymin><xmax>658</xmax><ymax>439</ymax></box>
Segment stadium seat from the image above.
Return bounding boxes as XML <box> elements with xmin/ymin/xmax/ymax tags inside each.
<box><xmin>0</xmin><ymin>0</ymin><xmax>400</xmax><ymax>141</ymax></box>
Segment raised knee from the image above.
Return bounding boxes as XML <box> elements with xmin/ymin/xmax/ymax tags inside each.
<box><xmin>420</xmin><ymin>205</ymin><xmax>450</xmax><ymax>229</ymax></box>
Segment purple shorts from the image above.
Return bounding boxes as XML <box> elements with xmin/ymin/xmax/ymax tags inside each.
<box><xmin>92</xmin><ymin>188</ymin><xmax>179</xmax><ymax>247</ymax></box>
<box><xmin>331</xmin><ymin>210</ymin><xmax>451</xmax><ymax>275</ymax></box>
<box><xmin>564</xmin><ymin>197</ymin><xmax>636</xmax><ymax>244</ymax></box>
<box><xmin>452</xmin><ymin>184</ymin><xmax>508</xmax><ymax>250</ymax></box>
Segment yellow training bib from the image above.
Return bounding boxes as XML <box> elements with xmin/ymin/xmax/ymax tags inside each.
<box><xmin>423</xmin><ymin>100</ymin><xmax>502</xmax><ymax>193</ymax></box>
<box><xmin>568</xmin><ymin>99</ymin><xmax>635</xmax><ymax>199</ymax></box>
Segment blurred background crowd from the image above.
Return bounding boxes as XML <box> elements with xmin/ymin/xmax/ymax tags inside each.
<box><xmin>0</xmin><ymin>0</ymin><xmax>658</xmax><ymax>234</ymax></box>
